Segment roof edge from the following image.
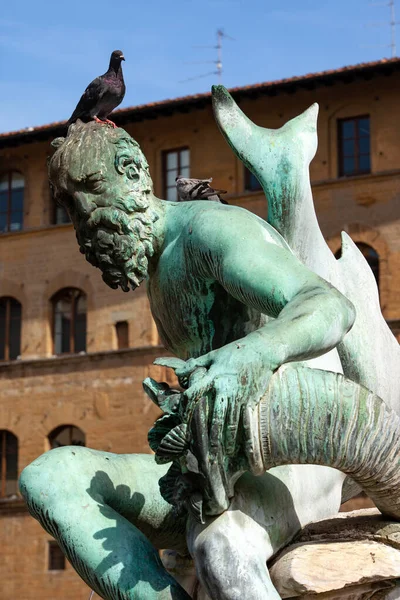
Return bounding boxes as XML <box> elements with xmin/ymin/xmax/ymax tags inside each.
<box><xmin>1</xmin><ymin>56</ymin><xmax>400</xmax><ymax>146</ymax></box>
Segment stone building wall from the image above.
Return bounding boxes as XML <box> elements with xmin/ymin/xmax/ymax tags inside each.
<box><xmin>0</xmin><ymin>65</ymin><xmax>399</xmax><ymax>598</ymax></box>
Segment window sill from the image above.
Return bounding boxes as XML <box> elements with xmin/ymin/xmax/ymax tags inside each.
<box><xmin>0</xmin><ymin>344</ymin><xmax>166</xmax><ymax>371</ymax></box>
<box><xmin>312</xmin><ymin>168</ymin><xmax>400</xmax><ymax>188</ymax></box>
<box><xmin>0</xmin><ymin>495</ymin><xmax>27</xmax><ymax>514</ymax></box>
<box><xmin>228</xmin><ymin>168</ymin><xmax>400</xmax><ymax>201</ymax></box>
<box><xmin>0</xmin><ymin>222</ymin><xmax>73</xmax><ymax>239</ymax></box>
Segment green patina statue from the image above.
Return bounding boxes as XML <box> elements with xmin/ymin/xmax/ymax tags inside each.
<box><xmin>19</xmin><ymin>86</ymin><xmax>400</xmax><ymax>600</ymax></box>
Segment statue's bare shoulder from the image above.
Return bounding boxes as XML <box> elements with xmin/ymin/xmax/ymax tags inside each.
<box><xmin>175</xmin><ymin>201</ymin><xmax>290</xmax><ymax>256</ymax></box>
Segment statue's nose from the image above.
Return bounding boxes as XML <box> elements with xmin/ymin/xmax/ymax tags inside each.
<box><xmin>73</xmin><ymin>192</ymin><xmax>96</xmax><ymax>217</ymax></box>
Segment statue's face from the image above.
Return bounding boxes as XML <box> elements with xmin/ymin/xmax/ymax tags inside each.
<box><xmin>49</xmin><ymin>122</ymin><xmax>157</xmax><ymax>292</ymax></box>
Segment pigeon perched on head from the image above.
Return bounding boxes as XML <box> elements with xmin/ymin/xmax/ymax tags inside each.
<box><xmin>68</xmin><ymin>50</ymin><xmax>126</xmax><ymax>128</ymax></box>
<box><xmin>175</xmin><ymin>176</ymin><xmax>228</xmax><ymax>204</ymax></box>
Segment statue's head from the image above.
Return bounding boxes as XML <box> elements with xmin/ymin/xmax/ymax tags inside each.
<box><xmin>49</xmin><ymin>121</ymin><xmax>158</xmax><ymax>291</ymax></box>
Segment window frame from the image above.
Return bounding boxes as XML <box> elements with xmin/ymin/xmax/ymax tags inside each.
<box><xmin>48</xmin><ymin>541</ymin><xmax>66</xmax><ymax>571</ymax></box>
<box><xmin>48</xmin><ymin>425</ymin><xmax>86</xmax><ymax>449</ymax></box>
<box><xmin>115</xmin><ymin>320</ymin><xmax>129</xmax><ymax>349</ymax></box>
<box><xmin>0</xmin><ymin>297</ymin><xmax>22</xmax><ymax>361</ymax></box>
<box><xmin>50</xmin><ymin>182</ymin><xmax>70</xmax><ymax>225</ymax></box>
<box><xmin>337</xmin><ymin>115</ymin><xmax>371</xmax><ymax>178</ymax></box>
<box><xmin>53</xmin><ymin>204</ymin><xmax>70</xmax><ymax>225</ymax></box>
<box><xmin>0</xmin><ymin>430</ymin><xmax>18</xmax><ymax>498</ymax></box>
<box><xmin>51</xmin><ymin>288</ymin><xmax>87</xmax><ymax>355</ymax></box>
<box><xmin>0</xmin><ymin>171</ymin><xmax>24</xmax><ymax>233</ymax></box>
<box><xmin>162</xmin><ymin>147</ymin><xmax>190</xmax><ymax>201</ymax></box>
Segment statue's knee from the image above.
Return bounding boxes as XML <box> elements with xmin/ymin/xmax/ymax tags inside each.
<box><xmin>193</xmin><ymin>529</ymin><xmax>233</xmax><ymax>578</ymax></box>
<box><xmin>20</xmin><ymin>446</ymin><xmax>86</xmax><ymax>505</ymax></box>
<box><xmin>193</xmin><ymin>526</ymin><xmax>268</xmax><ymax>600</ymax></box>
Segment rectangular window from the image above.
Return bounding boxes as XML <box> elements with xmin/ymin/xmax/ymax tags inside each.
<box><xmin>54</xmin><ymin>204</ymin><xmax>70</xmax><ymax>225</ymax></box>
<box><xmin>115</xmin><ymin>321</ymin><xmax>129</xmax><ymax>349</ymax></box>
<box><xmin>50</xmin><ymin>183</ymin><xmax>70</xmax><ymax>225</ymax></box>
<box><xmin>244</xmin><ymin>167</ymin><xmax>262</xmax><ymax>192</ymax></box>
<box><xmin>338</xmin><ymin>116</ymin><xmax>370</xmax><ymax>177</ymax></box>
<box><xmin>48</xmin><ymin>541</ymin><xmax>65</xmax><ymax>571</ymax></box>
<box><xmin>162</xmin><ymin>148</ymin><xmax>190</xmax><ymax>201</ymax></box>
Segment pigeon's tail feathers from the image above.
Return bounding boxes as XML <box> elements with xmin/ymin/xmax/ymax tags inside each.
<box><xmin>67</xmin><ymin>108</ymin><xmax>82</xmax><ymax>126</ymax></box>
<box><xmin>204</xmin><ymin>187</ymin><xmax>227</xmax><ymax>198</ymax></box>
<box><xmin>187</xmin><ymin>180</ymin><xmax>227</xmax><ymax>200</ymax></box>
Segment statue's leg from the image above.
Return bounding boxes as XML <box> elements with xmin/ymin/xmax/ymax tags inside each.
<box><xmin>187</xmin><ymin>464</ymin><xmax>345</xmax><ymax>600</ymax></box>
<box><xmin>188</xmin><ymin>509</ymin><xmax>280</xmax><ymax>600</ymax></box>
<box><xmin>19</xmin><ymin>447</ymin><xmax>190</xmax><ymax>600</ymax></box>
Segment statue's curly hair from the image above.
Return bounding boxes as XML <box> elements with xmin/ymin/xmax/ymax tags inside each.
<box><xmin>48</xmin><ymin>121</ymin><xmax>158</xmax><ymax>291</ymax></box>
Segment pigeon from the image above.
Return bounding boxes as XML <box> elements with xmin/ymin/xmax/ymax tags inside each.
<box><xmin>68</xmin><ymin>50</ymin><xmax>126</xmax><ymax>128</ymax></box>
<box><xmin>175</xmin><ymin>176</ymin><xmax>228</xmax><ymax>204</ymax></box>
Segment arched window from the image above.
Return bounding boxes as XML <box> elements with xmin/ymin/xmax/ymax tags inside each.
<box><xmin>335</xmin><ymin>243</ymin><xmax>379</xmax><ymax>289</ymax></box>
<box><xmin>356</xmin><ymin>243</ymin><xmax>380</xmax><ymax>287</ymax></box>
<box><xmin>52</xmin><ymin>288</ymin><xmax>87</xmax><ymax>354</ymax></box>
<box><xmin>0</xmin><ymin>430</ymin><xmax>18</xmax><ymax>497</ymax></box>
<box><xmin>49</xmin><ymin>182</ymin><xmax>70</xmax><ymax>225</ymax></box>
<box><xmin>0</xmin><ymin>297</ymin><xmax>22</xmax><ymax>361</ymax></box>
<box><xmin>0</xmin><ymin>172</ymin><xmax>24</xmax><ymax>233</ymax></box>
<box><xmin>48</xmin><ymin>425</ymin><xmax>86</xmax><ymax>449</ymax></box>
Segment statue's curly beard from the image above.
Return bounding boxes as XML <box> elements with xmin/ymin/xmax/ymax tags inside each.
<box><xmin>74</xmin><ymin>201</ymin><xmax>156</xmax><ymax>292</ymax></box>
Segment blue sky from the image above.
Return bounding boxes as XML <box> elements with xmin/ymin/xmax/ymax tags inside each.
<box><xmin>0</xmin><ymin>0</ymin><xmax>397</xmax><ymax>133</ymax></box>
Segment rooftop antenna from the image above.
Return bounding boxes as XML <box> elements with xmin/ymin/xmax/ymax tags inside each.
<box><xmin>179</xmin><ymin>29</ymin><xmax>235</xmax><ymax>84</ymax></box>
<box><xmin>366</xmin><ymin>0</ymin><xmax>399</xmax><ymax>57</ymax></box>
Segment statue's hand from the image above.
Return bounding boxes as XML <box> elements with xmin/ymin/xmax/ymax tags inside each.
<box><xmin>176</xmin><ymin>341</ymin><xmax>279</xmax><ymax>458</ymax></box>
<box><xmin>155</xmin><ymin>341</ymin><xmax>281</xmax><ymax>517</ymax></box>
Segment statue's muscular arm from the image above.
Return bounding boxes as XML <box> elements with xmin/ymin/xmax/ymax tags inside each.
<box><xmin>172</xmin><ymin>207</ymin><xmax>355</xmax><ymax>451</ymax></box>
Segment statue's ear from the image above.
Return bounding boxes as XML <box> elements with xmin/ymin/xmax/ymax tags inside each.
<box><xmin>115</xmin><ymin>153</ymin><xmax>140</xmax><ymax>182</ymax></box>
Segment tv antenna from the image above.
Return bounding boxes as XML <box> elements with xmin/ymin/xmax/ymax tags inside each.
<box><xmin>179</xmin><ymin>29</ymin><xmax>235</xmax><ymax>84</ymax></box>
<box><xmin>367</xmin><ymin>0</ymin><xmax>399</xmax><ymax>57</ymax></box>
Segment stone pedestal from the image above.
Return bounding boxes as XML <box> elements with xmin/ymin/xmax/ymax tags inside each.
<box><xmin>162</xmin><ymin>509</ymin><xmax>400</xmax><ymax>599</ymax></box>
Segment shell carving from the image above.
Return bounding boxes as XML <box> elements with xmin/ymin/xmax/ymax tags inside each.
<box><xmin>155</xmin><ymin>424</ymin><xmax>189</xmax><ymax>464</ymax></box>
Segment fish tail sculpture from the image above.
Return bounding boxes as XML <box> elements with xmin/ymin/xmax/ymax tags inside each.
<box><xmin>212</xmin><ymin>85</ymin><xmax>400</xmax><ymax>414</ymax></box>
<box><xmin>148</xmin><ymin>88</ymin><xmax>400</xmax><ymax>522</ymax></box>
<box><xmin>248</xmin><ymin>366</ymin><xmax>400</xmax><ymax>521</ymax></box>
<box><xmin>150</xmin><ymin>364</ymin><xmax>400</xmax><ymax>521</ymax></box>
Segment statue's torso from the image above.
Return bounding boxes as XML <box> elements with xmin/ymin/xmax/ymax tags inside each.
<box><xmin>147</xmin><ymin>255</ymin><xmax>265</xmax><ymax>359</ymax></box>
<box><xmin>146</xmin><ymin>202</ymin><xmax>293</xmax><ymax>359</ymax></box>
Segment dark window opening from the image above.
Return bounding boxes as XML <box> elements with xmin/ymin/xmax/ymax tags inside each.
<box><xmin>54</xmin><ymin>204</ymin><xmax>70</xmax><ymax>225</ymax></box>
<box><xmin>115</xmin><ymin>321</ymin><xmax>129</xmax><ymax>349</ymax></box>
<box><xmin>0</xmin><ymin>297</ymin><xmax>22</xmax><ymax>361</ymax></box>
<box><xmin>244</xmin><ymin>167</ymin><xmax>262</xmax><ymax>192</ymax></box>
<box><xmin>0</xmin><ymin>430</ymin><xmax>18</xmax><ymax>497</ymax></box>
<box><xmin>48</xmin><ymin>425</ymin><xmax>86</xmax><ymax>449</ymax></box>
<box><xmin>0</xmin><ymin>171</ymin><xmax>24</xmax><ymax>233</ymax></box>
<box><xmin>163</xmin><ymin>148</ymin><xmax>190</xmax><ymax>201</ymax></box>
<box><xmin>52</xmin><ymin>288</ymin><xmax>87</xmax><ymax>354</ymax></box>
<box><xmin>50</xmin><ymin>183</ymin><xmax>70</xmax><ymax>225</ymax></box>
<box><xmin>335</xmin><ymin>242</ymin><xmax>379</xmax><ymax>288</ymax></box>
<box><xmin>48</xmin><ymin>541</ymin><xmax>66</xmax><ymax>571</ymax></box>
<box><xmin>338</xmin><ymin>116</ymin><xmax>370</xmax><ymax>177</ymax></box>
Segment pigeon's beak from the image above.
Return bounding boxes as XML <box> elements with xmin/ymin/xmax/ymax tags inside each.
<box><xmin>121</xmin><ymin>55</ymin><xmax>125</xmax><ymax>61</ymax></box>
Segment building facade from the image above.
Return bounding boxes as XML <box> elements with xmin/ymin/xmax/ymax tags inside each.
<box><xmin>0</xmin><ymin>58</ymin><xmax>399</xmax><ymax>599</ymax></box>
